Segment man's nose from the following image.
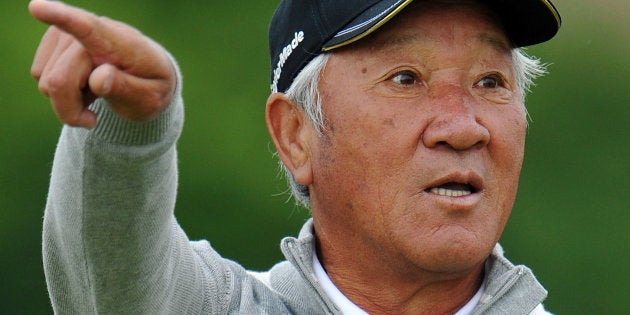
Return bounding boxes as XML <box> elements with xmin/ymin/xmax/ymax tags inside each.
<box><xmin>421</xmin><ymin>83</ymin><xmax>490</xmax><ymax>151</ymax></box>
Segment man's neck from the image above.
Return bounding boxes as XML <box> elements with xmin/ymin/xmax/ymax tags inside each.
<box><xmin>316</xmin><ymin>241</ymin><xmax>485</xmax><ymax>315</ymax></box>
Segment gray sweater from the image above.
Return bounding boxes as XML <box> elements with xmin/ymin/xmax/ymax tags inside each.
<box><xmin>42</xmin><ymin>66</ymin><xmax>550</xmax><ymax>314</ymax></box>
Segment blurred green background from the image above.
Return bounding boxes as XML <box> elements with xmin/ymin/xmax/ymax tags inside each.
<box><xmin>1</xmin><ymin>0</ymin><xmax>628</xmax><ymax>313</ymax></box>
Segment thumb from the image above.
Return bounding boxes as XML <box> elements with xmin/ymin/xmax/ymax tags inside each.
<box><xmin>89</xmin><ymin>63</ymin><xmax>175</xmax><ymax>122</ymax></box>
<box><xmin>89</xmin><ymin>64</ymin><xmax>115</xmax><ymax>96</ymax></box>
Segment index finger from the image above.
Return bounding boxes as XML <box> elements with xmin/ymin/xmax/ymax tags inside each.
<box><xmin>28</xmin><ymin>0</ymin><xmax>110</xmax><ymax>54</ymax></box>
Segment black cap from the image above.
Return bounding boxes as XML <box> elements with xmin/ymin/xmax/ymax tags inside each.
<box><xmin>269</xmin><ymin>0</ymin><xmax>561</xmax><ymax>93</ymax></box>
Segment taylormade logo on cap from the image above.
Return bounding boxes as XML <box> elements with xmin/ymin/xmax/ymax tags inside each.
<box><xmin>271</xmin><ymin>31</ymin><xmax>305</xmax><ymax>93</ymax></box>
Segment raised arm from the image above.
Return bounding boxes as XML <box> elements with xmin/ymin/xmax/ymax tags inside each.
<box><xmin>30</xmin><ymin>1</ymin><xmax>211</xmax><ymax>313</ymax></box>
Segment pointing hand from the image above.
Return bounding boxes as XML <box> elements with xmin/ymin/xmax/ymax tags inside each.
<box><xmin>29</xmin><ymin>0</ymin><xmax>176</xmax><ymax>128</ymax></box>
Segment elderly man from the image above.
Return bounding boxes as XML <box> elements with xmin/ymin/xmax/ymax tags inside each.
<box><xmin>30</xmin><ymin>0</ymin><xmax>560</xmax><ymax>314</ymax></box>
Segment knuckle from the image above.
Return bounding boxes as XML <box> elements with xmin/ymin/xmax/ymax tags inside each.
<box><xmin>97</xmin><ymin>16</ymin><xmax>113</xmax><ymax>25</ymax></box>
<box><xmin>43</xmin><ymin>74</ymin><xmax>67</xmax><ymax>95</ymax></box>
<box><xmin>31</xmin><ymin>67</ymin><xmax>42</xmax><ymax>81</ymax></box>
<box><xmin>50</xmin><ymin>67</ymin><xmax>79</xmax><ymax>90</ymax></box>
<box><xmin>38</xmin><ymin>72</ymin><xmax>66</xmax><ymax>97</ymax></box>
<box><xmin>37</xmin><ymin>81</ymin><xmax>50</xmax><ymax>97</ymax></box>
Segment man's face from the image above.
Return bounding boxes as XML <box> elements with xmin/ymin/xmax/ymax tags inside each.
<box><xmin>309</xmin><ymin>3</ymin><xmax>527</xmax><ymax>275</ymax></box>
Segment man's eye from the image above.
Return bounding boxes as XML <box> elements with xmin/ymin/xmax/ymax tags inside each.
<box><xmin>391</xmin><ymin>72</ymin><xmax>418</xmax><ymax>85</ymax></box>
<box><xmin>475</xmin><ymin>74</ymin><xmax>504</xmax><ymax>89</ymax></box>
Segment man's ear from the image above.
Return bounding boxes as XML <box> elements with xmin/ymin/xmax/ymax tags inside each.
<box><xmin>265</xmin><ymin>93</ymin><xmax>314</xmax><ymax>186</ymax></box>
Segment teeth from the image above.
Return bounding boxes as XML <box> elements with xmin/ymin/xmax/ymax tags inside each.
<box><xmin>429</xmin><ymin>187</ymin><xmax>472</xmax><ymax>197</ymax></box>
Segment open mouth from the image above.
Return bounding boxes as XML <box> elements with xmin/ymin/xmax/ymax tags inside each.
<box><xmin>425</xmin><ymin>182</ymin><xmax>478</xmax><ymax>197</ymax></box>
<box><xmin>423</xmin><ymin>172</ymin><xmax>483</xmax><ymax>198</ymax></box>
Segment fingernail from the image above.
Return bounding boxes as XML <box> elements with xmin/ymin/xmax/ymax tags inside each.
<box><xmin>101</xmin><ymin>67</ymin><xmax>114</xmax><ymax>94</ymax></box>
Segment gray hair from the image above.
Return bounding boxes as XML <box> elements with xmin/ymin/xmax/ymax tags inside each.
<box><xmin>280</xmin><ymin>48</ymin><xmax>546</xmax><ymax>208</ymax></box>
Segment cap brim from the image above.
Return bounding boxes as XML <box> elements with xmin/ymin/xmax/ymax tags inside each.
<box><xmin>323</xmin><ymin>0</ymin><xmax>413</xmax><ymax>51</ymax></box>
<box><xmin>490</xmin><ymin>0</ymin><xmax>561</xmax><ymax>47</ymax></box>
<box><xmin>322</xmin><ymin>0</ymin><xmax>561</xmax><ymax>51</ymax></box>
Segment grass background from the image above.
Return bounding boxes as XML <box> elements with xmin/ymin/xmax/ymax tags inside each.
<box><xmin>1</xmin><ymin>0</ymin><xmax>628</xmax><ymax>313</ymax></box>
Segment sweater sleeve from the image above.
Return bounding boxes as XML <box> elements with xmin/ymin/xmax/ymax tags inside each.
<box><xmin>42</xmin><ymin>59</ymin><xmax>215</xmax><ymax>314</ymax></box>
